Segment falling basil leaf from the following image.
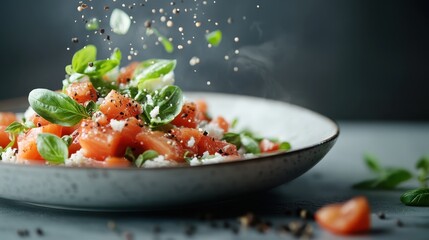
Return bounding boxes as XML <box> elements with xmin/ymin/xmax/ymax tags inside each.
<box><xmin>205</xmin><ymin>30</ymin><xmax>222</xmax><ymax>47</ymax></box>
<box><xmin>400</xmin><ymin>188</ymin><xmax>429</xmax><ymax>206</ymax></box>
<box><xmin>110</xmin><ymin>8</ymin><xmax>131</xmax><ymax>35</ymax></box>
<box><xmin>147</xmin><ymin>28</ymin><xmax>174</xmax><ymax>53</ymax></box>
<box><xmin>37</xmin><ymin>133</ymin><xmax>68</xmax><ymax>164</ymax></box>
<box><xmin>364</xmin><ymin>153</ymin><xmax>383</xmax><ymax>174</ymax></box>
<box><xmin>85</xmin><ymin>18</ymin><xmax>99</xmax><ymax>31</ymax></box>
<box><xmin>72</xmin><ymin>45</ymin><xmax>97</xmax><ymax>74</ymax></box>
<box><xmin>28</xmin><ymin>89</ymin><xmax>90</xmax><ymax>127</ymax></box>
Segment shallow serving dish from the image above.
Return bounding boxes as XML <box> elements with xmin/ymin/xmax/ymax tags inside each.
<box><xmin>0</xmin><ymin>92</ymin><xmax>339</xmax><ymax>210</ymax></box>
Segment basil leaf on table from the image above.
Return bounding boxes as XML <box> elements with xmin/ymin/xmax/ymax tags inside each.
<box><xmin>142</xmin><ymin>85</ymin><xmax>183</xmax><ymax>128</ymax></box>
<box><xmin>416</xmin><ymin>156</ymin><xmax>429</xmax><ymax>187</ymax></box>
<box><xmin>28</xmin><ymin>89</ymin><xmax>90</xmax><ymax>127</ymax></box>
<box><xmin>364</xmin><ymin>153</ymin><xmax>384</xmax><ymax>174</ymax></box>
<box><xmin>400</xmin><ymin>188</ymin><xmax>429</xmax><ymax>206</ymax></box>
<box><xmin>72</xmin><ymin>45</ymin><xmax>97</xmax><ymax>74</ymax></box>
<box><xmin>37</xmin><ymin>133</ymin><xmax>68</xmax><ymax>164</ymax></box>
<box><xmin>353</xmin><ymin>168</ymin><xmax>413</xmax><ymax>190</ymax></box>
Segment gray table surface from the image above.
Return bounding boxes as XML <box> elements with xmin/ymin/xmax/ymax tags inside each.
<box><xmin>0</xmin><ymin>122</ymin><xmax>428</xmax><ymax>240</ymax></box>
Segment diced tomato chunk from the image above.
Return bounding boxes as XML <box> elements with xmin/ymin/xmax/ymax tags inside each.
<box><xmin>195</xmin><ymin>99</ymin><xmax>211</xmax><ymax>122</ymax></box>
<box><xmin>117</xmin><ymin>62</ymin><xmax>139</xmax><ymax>84</ymax></box>
<box><xmin>259</xmin><ymin>139</ymin><xmax>280</xmax><ymax>153</ymax></box>
<box><xmin>29</xmin><ymin>114</ymin><xmax>51</xmax><ymax>127</ymax></box>
<box><xmin>68</xmin><ymin>130</ymin><xmax>81</xmax><ymax>156</ymax></box>
<box><xmin>171</xmin><ymin>102</ymin><xmax>199</xmax><ymax>128</ymax></box>
<box><xmin>315</xmin><ymin>196</ymin><xmax>371</xmax><ymax>235</ymax></box>
<box><xmin>102</xmin><ymin>157</ymin><xmax>131</xmax><ymax>168</ymax></box>
<box><xmin>115</xmin><ymin>117</ymin><xmax>145</xmax><ymax>155</ymax></box>
<box><xmin>99</xmin><ymin>90</ymin><xmax>142</xmax><ymax>120</ymax></box>
<box><xmin>0</xmin><ymin>126</ymin><xmax>14</xmax><ymax>148</ymax></box>
<box><xmin>0</xmin><ymin>112</ymin><xmax>17</xmax><ymax>126</ymax></box>
<box><xmin>78</xmin><ymin>120</ymin><xmax>122</xmax><ymax>161</ymax></box>
<box><xmin>65</xmin><ymin>82</ymin><xmax>98</xmax><ymax>104</ymax></box>
<box><xmin>211</xmin><ymin>116</ymin><xmax>229</xmax><ymax>133</ymax></box>
<box><xmin>170</xmin><ymin>128</ymin><xmax>203</xmax><ymax>156</ymax></box>
<box><xmin>17</xmin><ymin>124</ymin><xmax>63</xmax><ymax>161</ymax></box>
<box><xmin>197</xmin><ymin>135</ymin><xmax>238</xmax><ymax>156</ymax></box>
<box><xmin>136</xmin><ymin>130</ymin><xmax>184</xmax><ymax>162</ymax></box>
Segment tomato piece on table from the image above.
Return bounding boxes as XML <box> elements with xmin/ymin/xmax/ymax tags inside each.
<box><xmin>315</xmin><ymin>196</ymin><xmax>371</xmax><ymax>235</ymax></box>
<box><xmin>259</xmin><ymin>139</ymin><xmax>280</xmax><ymax>153</ymax></box>
<box><xmin>99</xmin><ymin>90</ymin><xmax>142</xmax><ymax>120</ymax></box>
<box><xmin>136</xmin><ymin>130</ymin><xmax>185</xmax><ymax>162</ymax></box>
<box><xmin>0</xmin><ymin>112</ymin><xmax>17</xmax><ymax>126</ymax></box>
<box><xmin>65</xmin><ymin>82</ymin><xmax>98</xmax><ymax>104</ymax></box>
<box><xmin>117</xmin><ymin>62</ymin><xmax>139</xmax><ymax>84</ymax></box>
<box><xmin>171</xmin><ymin>102</ymin><xmax>199</xmax><ymax>128</ymax></box>
<box><xmin>197</xmin><ymin>135</ymin><xmax>238</xmax><ymax>156</ymax></box>
<box><xmin>17</xmin><ymin>124</ymin><xmax>63</xmax><ymax>161</ymax></box>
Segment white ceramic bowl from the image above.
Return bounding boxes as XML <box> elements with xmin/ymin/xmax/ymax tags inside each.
<box><xmin>0</xmin><ymin>93</ymin><xmax>339</xmax><ymax>210</ymax></box>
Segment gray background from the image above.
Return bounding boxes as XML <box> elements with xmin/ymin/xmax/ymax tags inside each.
<box><xmin>1</xmin><ymin>0</ymin><xmax>428</xmax><ymax>120</ymax></box>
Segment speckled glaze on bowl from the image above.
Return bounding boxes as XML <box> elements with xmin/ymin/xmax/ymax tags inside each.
<box><xmin>0</xmin><ymin>93</ymin><xmax>339</xmax><ymax>210</ymax></box>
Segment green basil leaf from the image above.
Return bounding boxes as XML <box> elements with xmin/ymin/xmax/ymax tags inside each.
<box><xmin>364</xmin><ymin>153</ymin><xmax>383</xmax><ymax>174</ymax></box>
<box><xmin>110</xmin><ymin>8</ymin><xmax>131</xmax><ymax>35</ymax></box>
<box><xmin>353</xmin><ymin>168</ymin><xmax>413</xmax><ymax>190</ymax></box>
<box><xmin>230</xmin><ymin>118</ymin><xmax>239</xmax><ymax>129</ymax></box>
<box><xmin>72</xmin><ymin>45</ymin><xmax>97</xmax><ymax>74</ymax></box>
<box><xmin>205</xmin><ymin>30</ymin><xmax>222</xmax><ymax>47</ymax></box>
<box><xmin>5</xmin><ymin>121</ymin><xmax>30</xmax><ymax>134</ymax></box>
<box><xmin>65</xmin><ymin>65</ymin><xmax>73</xmax><ymax>75</ymax></box>
<box><xmin>240</xmin><ymin>134</ymin><xmax>260</xmax><ymax>154</ymax></box>
<box><xmin>61</xmin><ymin>135</ymin><xmax>73</xmax><ymax>147</ymax></box>
<box><xmin>85</xmin><ymin>101</ymin><xmax>98</xmax><ymax>116</ymax></box>
<box><xmin>134</xmin><ymin>59</ymin><xmax>176</xmax><ymax>83</ymax></box>
<box><xmin>110</xmin><ymin>48</ymin><xmax>122</xmax><ymax>62</ymax></box>
<box><xmin>279</xmin><ymin>141</ymin><xmax>291</xmax><ymax>151</ymax></box>
<box><xmin>37</xmin><ymin>133</ymin><xmax>68</xmax><ymax>164</ymax></box>
<box><xmin>90</xmin><ymin>77</ymin><xmax>118</xmax><ymax>97</ymax></box>
<box><xmin>28</xmin><ymin>89</ymin><xmax>90</xmax><ymax>127</ymax></box>
<box><xmin>124</xmin><ymin>147</ymin><xmax>136</xmax><ymax>162</ymax></box>
<box><xmin>142</xmin><ymin>85</ymin><xmax>183</xmax><ymax>127</ymax></box>
<box><xmin>416</xmin><ymin>156</ymin><xmax>429</xmax><ymax>187</ymax></box>
<box><xmin>84</xmin><ymin>59</ymin><xmax>119</xmax><ymax>77</ymax></box>
<box><xmin>400</xmin><ymin>188</ymin><xmax>429</xmax><ymax>206</ymax></box>
<box><xmin>135</xmin><ymin>150</ymin><xmax>159</xmax><ymax>167</ymax></box>
<box><xmin>85</xmin><ymin>18</ymin><xmax>99</xmax><ymax>31</ymax></box>
<box><xmin>222</xmin><ymin>132</ymin><xmax>242</xmax><ymax>149</ymax></box>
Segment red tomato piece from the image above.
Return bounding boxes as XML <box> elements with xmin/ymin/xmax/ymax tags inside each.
<box><xmin>210</xmin><ymin>116</ymin><xmax>229</xmax><ymax>133</ymax></box>
<box><xmin>102</xmin><ymin>157</ymin><xmax>131</xmax><ymax>168</ymax></box>
<box><xmin>171</xmin><ymin>102</ymin><xmax>198</xmax><ymax>128</ymax></box>
<box><xmin>0</xmin><ymin>126</ymin><xmax>15</xmax><ymax>148</ymax></box>
<box><xmin>169</xmin><ymin>127</ymin><xmax>203</xmax><ymax>156</ymax></box>
<box><xmin>315</xmin><ymin>196</ymin><xmax>371</xmax><ymax>235</ymax></box>
<box><xmin>99</xmin><ymin>90</ymin><xmax>142</xmax><ymax>120</ymax></box>
<box><xmin>259</xmin><ymin>139</ymin><xmax>280</xmax><ymax>153</ymax></box>
<box><xmin>197</xmin><ymin>135</ymin><xmax>238</xmax><ymax>156</ymax></box>
<box><xmin>17</xmin><ymin>124</ymin><xmax>63</xmax><ymax>161</ymax></box>
<box><xmin>28</xmin><ymin>114</ymin><xmax>51</xmax><ymax>127</ymax></box>
<box><xmin>117</xmin><ymin>62</ymin><xmax>139</xmax><ymax>84</ymax></box>
<box><xmin>0</xmin><ymin>112</ymin><xmax>17</xmax><ymax>126</ymax></box>
<box><xmin>195</xmin><ymin>99</ymin><xmax>211</xmax><ymax>122</ymax></box>
<box><xmin>136</xmin><ymin>130</ymin><xmax>185</xmax><ymax>162</ymax></box>
<box><xmin>65</xmin><ymin>82</ymin><xmax>98</xmax><ymax>104</ymax></box>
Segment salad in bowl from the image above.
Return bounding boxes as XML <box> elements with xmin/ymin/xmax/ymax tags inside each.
<box><xmin>0</xmin><ymin>45</ymin><xmax>291</xmax><ymax>168</ymax></box>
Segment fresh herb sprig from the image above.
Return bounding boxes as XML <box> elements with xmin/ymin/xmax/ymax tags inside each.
<box><xmin>353</xmin><ymin>154</ymin><xmax>429</xmax><ymax>206</ymax></box>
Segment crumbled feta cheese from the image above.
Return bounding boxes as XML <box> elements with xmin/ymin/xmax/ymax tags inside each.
<box><xmin>65</xmin><ymin>149</ymin><xmax>96</xmax><ymax>167</ymax></box>
<box><xmin>189</xmin><ymin>151</ymin><xmax>227</xmax><ymax>166</ymax></box>
<box><xmin>201</xmin><ymin>122</ymin><xmax>225</xmax><ymax>139</ymax></box>
<box><xmin>150</xmin><ymin>106</ymin><xmax>160</xmax><ymax>119</ymax></box>
<box><xmin>146</xmin><ymin>94</ymin><xmax>154</xmax><ymax>106</ymax></box>
<box><xmin>1</xmin><ymin>148</ymin><xmax>19</xmax><ymax>163</ymax></box>
<box><xmin>110</xmin><ymin>119</ymin><xmax>126</xmax><ymax>132</ymax></box>
<box><xmin>96</xmin><ymin>97</ymin><xmax>105</xmax><ymax>105</ymax></box>
<box><xmin>143</xmin><ymin>155</ymin><xmax>177</xmax><ymax>168</ymax></box>
<box><xmin>187</xmin><ymin>137</ymin><xmax>195</xmax><ymax>148</ymax></box>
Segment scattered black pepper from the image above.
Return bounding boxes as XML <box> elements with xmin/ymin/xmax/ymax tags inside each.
<box><xmin>99</xmin><ymin>28</ymin><xmax>105</xmax><ymax>34</ymax></box>
<box><xmin>377</xmin><ymin>212</ymin><xmax>386</xmax><ymax>220</ymax></box>
<box><xmin>17</xmin><ymin>229</ymin><xmax>30</xmax><ymax>237</ymax></box>
<box><xmin>144</xmin><ymin>20</ymin><xmax>152</xmax><ymax>28</ymax></box>
<box><xmin>104</xmin><ymin>5</ymin><xmax>110</xmax><ymax>11</ymax></box>
<box><xmin>88</xmin><ymin>62</ymin><xmax>94</xmax><ymax>67</ymax></box>
<box><xmin>71</xmin><ymin>37</ymin><xmax>79</xmax><ymax>43</ymax></box>
<box><xmin>396</xmin><ymin>219</ymin><xmax>404</xmax><ymax>227</ymax></box>
<box><xmin>35</xmin><ymin>228</ymin><xmax>44</xmax><ymax>236</ymax></box>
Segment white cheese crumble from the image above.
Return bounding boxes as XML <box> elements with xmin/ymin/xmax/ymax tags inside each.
<box><xmin>65</xmin><ymin>149</ymin><xmax>96</xmax><ymax>167</ymax></box>
<box><xmin>1</xmin><ymin>148</ymin><xmax>19</xmax><ymax>164</ymax></box>
<box><xmin>143</xmin><ymin>155</ymin><xmax>177</xmax><ymax>168</ymax></box>
<box><xmin>110</xmin><ymin>119</ymin><xmax>126</xmax><ymax>132</ymax></box>
<box><xmin>24</xmin><ymin>107</ymin><xmax>36</xmax><ymax>121</ymax></box>
<box><xmin>189</xmin><ymin>151</ymin><xmax>227</xmax><ymax>166</ymax></box>
<box><xmin>200</xmin><ymin>121</ymin><xmax>225</xmax><ymax>140</ymax></box>
<box><xmin>150</xmin><ymin>106</ymin><xmax>160</xmax><ymax>119</ymax></box>
<box><xmin>187</xmin><ymin>137</ymin><xmax>196</xmax><ymax>148</ymax></box>
<box><xmin>146</xmin><ymin>94</ymin><xmax>154</xmax><ymax>106</ymax></box>
<box><xmin>96</xmin><ymin>97</ymin><xmax>105</xmax><ymax>105</ymax></box>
